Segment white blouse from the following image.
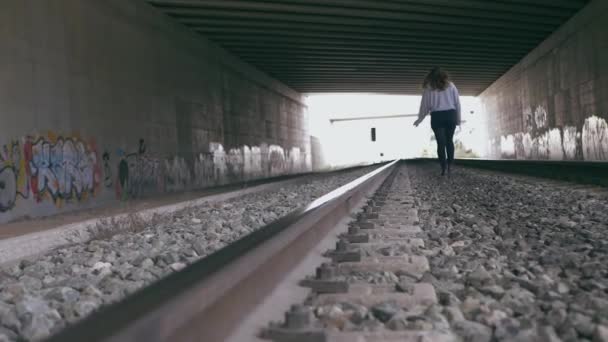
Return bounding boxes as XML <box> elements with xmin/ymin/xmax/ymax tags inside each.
<box><xmin>418</xmin><ymin>82</ymin><xmax>461</xmax><ymax>121</ymax></box>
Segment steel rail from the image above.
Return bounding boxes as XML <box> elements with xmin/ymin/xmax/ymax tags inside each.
<box><xmin>46</xmin><ymin>160</ymin><xmax>399</xmax><ymax>342</ymax></box>
<box><xmin>411</xmin><ymin>158</ymin><xmax>608</xmax><ymax>187</ymax></box>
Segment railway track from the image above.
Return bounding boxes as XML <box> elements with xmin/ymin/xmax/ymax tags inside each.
<box><xmin>46</xmin><ymin>161</ymin><xmax>399</xmax><ymax>342</ymax></box>
<box><xmin>43</xmin><ymin>159</ymin><xmax>608</xmax><ymax>342</ymax></box>
<box><xmin>261</xmin><ymin>166</ymin><xmax>455</xmax><ymax>342</ymax></box>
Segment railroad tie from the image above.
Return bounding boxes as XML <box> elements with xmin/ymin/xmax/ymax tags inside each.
<box><xmin>263</xmin><ymin>166</ymin><xmax>457</xmax><ymax>342</ymax></box>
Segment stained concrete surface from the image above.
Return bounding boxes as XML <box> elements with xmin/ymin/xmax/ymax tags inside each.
<box><xmin>480</xmin><ymin>0</ymin><xmax>608</xmax><ymax>161</ymax></box>
<box><xmin>0</xmin><ymin>0</ymin><xmax>311</xmax><ymax>225</ymax></box>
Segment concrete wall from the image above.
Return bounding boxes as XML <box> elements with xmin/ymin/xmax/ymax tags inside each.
<box><xmin>0</xmin><ymin>0</ymin><xmax>310</xmax><ymax>224</ymax></box>
<box><xmin>479</xmin><ymin>0</ymin><xmax>608</xmax><ymax>161</ymax></box>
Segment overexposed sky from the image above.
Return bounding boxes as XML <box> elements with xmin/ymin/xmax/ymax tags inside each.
<box><xmin>306</xmin><ymin>93</ymin><xmax>486</xmax><ymax>168</ymax></box>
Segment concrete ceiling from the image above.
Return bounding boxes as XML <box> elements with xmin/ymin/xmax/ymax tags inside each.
<box><xmin>147</xmin><ymin>0</ymin><xmax>590</xmax><ymax>95</ymax></box>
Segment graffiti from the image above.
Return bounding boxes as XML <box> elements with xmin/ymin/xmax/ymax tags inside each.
<box><xmin>513</xmin><ymin>133</ymin><xmax>525</xmax><ymax>159</ymax></box>
<box><xmin>115</xmin><ymin>139</ymin><xmax>166</xmax><ymax>199</ymax></box>
<box><xmin>211</xmin><ymin>143</ymin><xmax>227</xmax><ymax>185</ymax></box>
<box><xmin>0</xmin><ymin>142</ymin><xmax>28</xmax><ymax>212</ymax></box>
<box><xmin>522</xmin><ymin>106</ymin><xmax>548</xmax><ymax>133</ymax></box>
<box><xmin>546</xmin><ymin>129</ymin><xmax>563</xmax><ymax>160</ymax></box>
<box><xmin>0</xmin><ymin>167</ymin><xmax>17</xmax><ymax>212</ymax></box>
<box><xmin>194</xmin><ymin>143</ymin><xmax>310</xmax><ymax>186</ymax></box>
<box><xmin>582</xmin><ymin>115</ymin><xmax>608</xmax><ymax>161</ymax></box>
<box><xmin>523</xmin><ymin>107</ymin><xmax>534</xmax><ymax>132</ymax></box>
<box><xmin>493</xmin><ymin>115</ymin><xmax>608</xmax><ymax>161</ymax></box>
<box><xmin>521</xmin><ymin>133</ymin><xmax>533</xmax><ymax>159</ymax></box>
<box><xmin>0</xmin><ymin>132</ymin><xmax>312</xmax><ymax>220</ymax></box>
<box><xmin>23</xmin><ymin>135</ymin><xmax>101</xmax><ymax>203</ymax></box>
<box><xmin>563</xmin><ymin>126</ymin><xmax>578</xmax><ymax>159</ymax></box>
<box><xmin>530</xmin><ymin>131</ymin><xmax>550</xmax><ymax>159</ymax></box>
<box><xmin>102</xmin><ymin>152</ymin><xmax>113</xmax><ymax>188</ymax></box>
<box><xmin>534</xmin><ymin>106</ymin><xmax>548</xmax><ymax>129</ymax></box>
<box><xmin>165</xmin><ymin>157</ymin><xmax>190</xmax><ymax>192</ymax></box>
<box><xmin>287</xmin><ymin>147</ymin><xmax>307</xmax><ymax>173</ymax></box>
<box><xmin>226</xmin><ymin>148</ymin><xmax>244</xmax><ymax>181</ymax></box>
<box><xmin>500</xmin><ymin>135</ymin><xmax>515</xmax><ymax>158</ymax></box>
<box><xmin>243</xmin><ymin>146</ymin><xmax>263</xmax><ymax>180</ymax></box>
<box><xmin>193</xmin><ymin>153</ymin><xmax>215</xmax><ymax>187</ymax></box>
<box><xmin>268</xmin><ymin>145</ymin><xmax>286</xmax><ymax>176</ymax></box>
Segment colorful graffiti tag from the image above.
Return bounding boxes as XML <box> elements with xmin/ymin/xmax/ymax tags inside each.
<box><xmin>1</xmin><ymin>132</ymin><xmax>312</xmax><ymax>219</ymax></box>
<box><xmin>23</xmin><ymin>135</ymin><xmax>101</xmax><ymax>204</ymax></box>
<box><xmin>0</xmin><ymin>142</ymin><xmax>29</xmax><ymax>212</ymax></box>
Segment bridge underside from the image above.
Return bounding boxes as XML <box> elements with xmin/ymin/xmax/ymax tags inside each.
<box><xmin>148</xmin><ymin>0</ymin><xmax>590</xmax><ymax>95</ymax></box>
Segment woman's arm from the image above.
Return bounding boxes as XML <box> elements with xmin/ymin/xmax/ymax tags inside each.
<box><xmin>414</xmin><ymin>88</ymin><xmax>429</xmax><ymax>127</ymax></box>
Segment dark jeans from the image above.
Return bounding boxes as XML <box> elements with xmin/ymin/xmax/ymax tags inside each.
<box><xmin>430</xmin><ymin>109</ymin><xmax>457</xmax><ymax>170</ymax></box>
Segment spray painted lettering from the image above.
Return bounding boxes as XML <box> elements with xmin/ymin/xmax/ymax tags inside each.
<box><xmin>0</xmin><ymin>142</ymin><xmax>29</xmax><ymax>212</ymax></box>
<box><xmin>23</xmin><ymin>135</ymin><xmax>101</xmax><ymax>203</ymax></box>
<box><xmin>494</xmin><ymin>114</ymin><xmax>608</xmax><ymax>161</ymax></box>
<box><xmin>115</xmin><ymin>139</ymin><xmax>166</xmax><ymax>200</ymax></box>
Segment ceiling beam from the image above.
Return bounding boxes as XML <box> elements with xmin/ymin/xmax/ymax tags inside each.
<box><xmin>164</xmin><ymin>8</ymin><xmax>554</xmax><ymax>33</ymax></box>
<box><xmin>182</xmin><ymin>19</ymin><xmax>546</xmax><ymax>43</ymax></box>
<box><xmin>264</xmin><ymin>74</ymin><xmax>507</xmax><ymax>83</ymax></box>
<box><xmin>238</xmin><ymin>60</ymin><xmax>510</xmax><ymax>69</ymax></box>
<box><xmin>149</xmin><ymin>0</ymin><xmax>566</xmax><ymax>25</ymax></box>
<box><xmin>257</xmin><ymin>67</ymin><xmax>509</xmax><ymax>74</ymax></box>
<box><xmin>197</xmin><ymin>29</ymin><xmax>538</xmax><ymax>50</ymax></box>
<box><xmin>226</xmin><ymin>48</ymin><xmax>523</xmax><ymax>61</ymax></box>
<box><xmin>266</xmin><ymin>74</ymin><xmax>504</xmax><ymax>81</ymax></box>
<box><xmin>222</xmin><ymin>44</ymin><xmax>526</xmax><ymax>59</ymax></box>
<box><xmin>487</xmin><ymin>0</ymin><xmax>586</xmax><ymax>10</ymax></box>
<box><xmin>212</xmin><ymin>36</ymin><xmax>534</xmax><ymax>53</ymax></box>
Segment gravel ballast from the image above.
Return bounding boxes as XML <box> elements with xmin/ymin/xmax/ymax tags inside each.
<box><xmin>411</xmin><ymin>163</ymin><xmax>608</xmax><ymax>341</ymax></box>
<box><xmin>262</xmin><ymin>163</ymin><xmax>608</xmax><ymax>342</ymax></box>
<box><xmin>0</xmin><ymin>167</ymin><xmax>374</xmax><ymax>342</ymax></box>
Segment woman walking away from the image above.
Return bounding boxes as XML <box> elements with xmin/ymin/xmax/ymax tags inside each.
<box><xmin>413</xmin><ymin>67</ymin><xmax>461</xmax><ymax>176</ymax></box>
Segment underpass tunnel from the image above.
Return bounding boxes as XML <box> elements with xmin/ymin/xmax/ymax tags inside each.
<box><xmin>1</xmin><ymin>2</ymin><xmax>608</xmax><ymax>342</ymax></box>
<box><xmin>0</xmin><ymin>0</ymin><xmax>605</xmax><ymax>223</ymax></box>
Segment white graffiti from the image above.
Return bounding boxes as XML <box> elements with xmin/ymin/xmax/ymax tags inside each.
<box><xmin>523</xmin><ymin>106</ymin><xmax>534</xmax><ymax>132</ymax></box>
<box><xmin>227</xmin><ymin>148</ymin><xmax>244</xmax><ymax>181</ymax></box>
<box><xmin>164</xmin><ymin>157</ymin><xmax>191</xmax><ymax>192</ymax></box>
<box><xmin>521</xmin><ymin>133</ymin><xmax>533</xmax><ymax>159</ymax></box>
<box><xmin>563</xmin><ymin>126</ymin><xmax>578</xmax><ymax>160</ymax></box>
<box><xmin>193</xmin><ymin>153</ymin><xmax>214</xmax><ymax>188</ymax></box>
<box><xmin>547</xmin><ymin>128</ymin><xmax>563</xmax><ymax>160</ymax></box>
<box><xmin>210</xmin><ymin>143</ymin><xmax>228</xmax><ymax>185</ymax></box>
<box><xmin>582</xmin><ymin>115</ymin><xmax>608</xmax><ymax>161</ymax></box>
<box><xmin>120</xmin><ymin>154</ymin><xmax>163</xmax><ymax>197</ymax></box>
<box><xmin>532</xmin><ymin>132</ymin><xmax>550</xmax><ymax>159</ymax></box>
<box><xmin>534</xmin><ymin>106</ymin><xmax>548</xmax><ymax>129</ymax></box>
<box><xmin>243</xmin><ymin>146</ymin><xmax>263</xmax><ymax>180</ymax></box>
<box><xmin>492</xmin><ymin>116</ymin><xmax>608</xmax><ymax>161</ymax></box>
<box><xmin>268</xmin><ymin>144</ymin><xmax>286</xmax><ymax>176</ymax></box>
<box><xmin>500</xmin><ymin>135</ymin><xmax>515</xmax><ymax>158</ymax></box>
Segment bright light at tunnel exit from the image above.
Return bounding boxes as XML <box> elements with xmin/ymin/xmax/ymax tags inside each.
<box><xmin>306</xmin><ymin>93</ymin><xmax>487</xmax><ymax>169</ymax></box>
